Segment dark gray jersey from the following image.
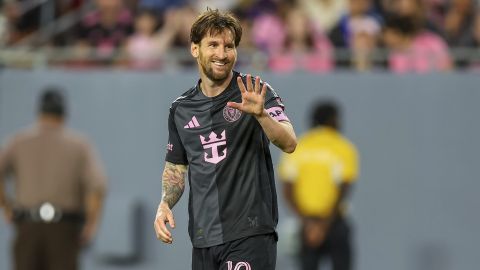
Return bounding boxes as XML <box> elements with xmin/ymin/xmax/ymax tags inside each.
<box><xmin>165</xmin><ymin>71</ymin><xmax>290</xmax><ymax>248</ymax></box>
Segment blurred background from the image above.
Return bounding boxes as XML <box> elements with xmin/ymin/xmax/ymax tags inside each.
<box><xmin>1</xmin><ymin>0</ymin><xmax>480</xmax><ymax>270</ymax></box>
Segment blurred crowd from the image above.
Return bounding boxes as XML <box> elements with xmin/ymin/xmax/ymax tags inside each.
<box><xmin>1</xmin><ymin>0</ymin><xmax>480</xmax><ymax>72</ymax></box>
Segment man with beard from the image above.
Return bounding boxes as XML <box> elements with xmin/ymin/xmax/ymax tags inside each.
<box><xmin>153</xmin><ymin>8</ymin><xmax>297</xmax><ymax>270</ymax></box>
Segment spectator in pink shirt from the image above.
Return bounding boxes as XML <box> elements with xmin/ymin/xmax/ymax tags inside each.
<box><xmin>349</xmin><ymin>16</ymin><xmax>381</xmax><ymax>71</ymax></box>
<box><xmin>125</xmin><ymin>9</ymin><xmax>161</xmax><ymax>70</ymax></box>
<box><xmin>383</xmin><ymin>15</ymin><xmax>452</xmax><ymax>73</ymax></box>
<box><xmin>75</xmin><ymin>0</ymin><xmax>133</xmax><ymax>65</ymax></box>
<box><xmin>266</xmin><ymin>5</ymin><xmax>334</xmax><ymax>73</ymax></box>
<box><xmin>125</xmin><ymin>9</ymin><xmax>179</xmax><ymax>70</ymax></box>
<box><xmin>251</xmin><ymin>11</ymin><xmax>285</xmax><ymax>54</ymax></box>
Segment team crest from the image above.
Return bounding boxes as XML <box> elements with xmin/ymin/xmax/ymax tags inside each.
<box><xmin>223</xmin><ymin>106</ymin><xmax>242</xmax><ymax>122</ymax></box>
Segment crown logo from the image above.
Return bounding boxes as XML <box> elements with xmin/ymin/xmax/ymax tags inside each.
<box><xmin>200</xmin><ymin>130</ymin><xmax>226</xmax><ymax>145</ymax></box>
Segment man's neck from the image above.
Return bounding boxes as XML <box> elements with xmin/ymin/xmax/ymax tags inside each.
<box><xmin>199</xmin><ymin>71</ymin><xmax>234</xmax><ymax>97</ymax></box>
<box><xmin>38</xmin><ymin>115</ymin><xmax>64</xmax><ymax>128</ymax></box>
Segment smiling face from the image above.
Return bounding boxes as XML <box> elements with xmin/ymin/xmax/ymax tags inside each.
<box><xmin>191</xmin><ymin>29</ymin><xmax>237</xmax><ymax>83</ymax></box>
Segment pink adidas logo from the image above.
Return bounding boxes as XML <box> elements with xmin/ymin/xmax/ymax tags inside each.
<box><xmin>184</xmin><ymin>116</ymin><xmax>200</xmax><ymax>129</ymax></box>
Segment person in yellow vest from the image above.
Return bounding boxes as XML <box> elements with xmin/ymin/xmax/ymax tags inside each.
<box><xmin>278</xmin><ymin>100</ymin><xmax>359</xmax><ymax>270</ymax></box>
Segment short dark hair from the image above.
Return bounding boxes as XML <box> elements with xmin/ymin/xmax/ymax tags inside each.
<box><xmin>310</xmin><ymin>100</ymin><xmax>340</xmax><ymax>128</ymax></box>
<box><xmin>38</xmin><ymin>87</ymin><xmax>66</xmax><ymax>117</ymax></box>
<box><xmin>190</xmin><ymin>8</ymin><xmax>242</xmax><ymax>46</ymax></box>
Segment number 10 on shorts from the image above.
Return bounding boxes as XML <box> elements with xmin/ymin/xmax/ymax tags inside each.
<box><xmin>227</xmin><ymin>261</ymin><xmax>252</xmax><ymax>270</ymax></box>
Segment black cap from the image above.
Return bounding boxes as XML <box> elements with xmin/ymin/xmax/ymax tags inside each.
<box><xmin>310</xmin><ymin>100</ymin><xmax>340</xmax><ymax>128</ymax></box>
<box><xmin>38</xmin><ymin>87</ymin><xmax>67</xmax><ymax>117</ymax></box>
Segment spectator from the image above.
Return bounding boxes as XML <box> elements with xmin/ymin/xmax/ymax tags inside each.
<box><xmin>444</xmin><ymin>0</ymin><xmax>477</xmax><ymax>47</ymax></box>
<box><xmin>268</xmin><ymin>5</ymin><xmax>334</xmax><ymax>73</ymax></box>
<box><xmin>472</xmin><ymin>10</ymin><xmax>480</xmax><ymax>46</ymax></box>
<box><xmin>468</xmin><ymin>10</ymin><xmax>480</xmax><ymax>70</ymax></box>
<box><xmin>0</xmin><ymin>88</ymin><xmax>107</xmax><ymax>270</ymax></box>
<box><xmin>297</xmin><ymin>0</ymin><xmax>348</xmax><ymax>34</ymax></box>
<box><xmin>390</xmin><ymin>0</ymin><xmax>442</xmax><ymax>34</ymax></box>
<box><xmin>234</xmin><ymin>16</ymin><xmax>260</xmax><ymax>69</ymax></box>
<box><xmin>329</xmin><ymin>0</ymin><xmax>380</xmax><ymax>48</ymax></box>
<box><xmin>75</xmin><ymin>0</ymin><xmax>133</xmax><ymax>64</ymax></box>
<box><xmin>383</xmin><ymin>15</ymin><xmax>452</xmax><ymax>73</ymax></box>
<box><xmin>251</xmin><ymin>10</ymin><xmax>285</xmax><ymax>53</ymax></box>
<box><xmin>329</xmin><ymin>0</ymin><xmax>381</xmax><ymax>67</ymax></box>
<box><xmin>11</xmin><ymin>0</ymin><xmax>41</xmax><ymax>42</ymax></box>
<box><xmin>167</xmin><ymin>4</ymin><xmax>198</xmax><ymax>67</ymax></box>
<box><xmin>0</xmin><ymin>1</ymin><xmax>8</xmax><ymax>46</ymax></box>
<box><xmin>349</xmin><ymin>16</ymin><xmax>381</xmax><ymax>71</ymax></box>
<box><xmin>423</xmin><ymin>0</ymin><xmax>449</xmax><ymax>33</ymax></box>
<box><xmin>0</xmin><ymin>0</ymin><xmax>20</xmax><ymax>46</ymax></box>
<box><xmin>125</xmin><ymin>9</ymin><xmax>178</xmax><ymax>70</ymax></box>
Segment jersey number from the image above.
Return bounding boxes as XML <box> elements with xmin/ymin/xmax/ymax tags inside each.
<box><xmin>227</xmin><ymin>261</ymin><xmax>252</xmax><ymax>270</ymax></box>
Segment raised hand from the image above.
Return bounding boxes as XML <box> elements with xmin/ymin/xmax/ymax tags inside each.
<box><xmin>227</xmin><ymin>74</ymin><xmax>267</xmax><ymax>117</ymax></box>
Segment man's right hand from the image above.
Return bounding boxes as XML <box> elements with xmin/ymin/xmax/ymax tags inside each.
<box><xmin>154</xmin><ymin>202</ymin><xmax>175</xmax><ymax>244</ymax></box>
<box><xmin>303</xmin><ymin>218</ymin><xmax>329</xmax><ymax>248</ymax></box>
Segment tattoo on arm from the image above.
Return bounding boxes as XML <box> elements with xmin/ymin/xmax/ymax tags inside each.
<box><xmin>161</xmin><ymin>162</ymin><xmax>187</xmax><ymax>208</ymax></box>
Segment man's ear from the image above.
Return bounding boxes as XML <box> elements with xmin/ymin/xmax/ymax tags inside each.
<box><xmin>191</xmin><ymin>43</ymin><xmax>199</xmax><ymax>58</ymax></box>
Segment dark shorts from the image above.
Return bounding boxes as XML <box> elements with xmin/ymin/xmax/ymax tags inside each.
<box><xmin>192</xmin><ymin>233</ymin><xmax>277</xmax><ymax>270</ymax></box>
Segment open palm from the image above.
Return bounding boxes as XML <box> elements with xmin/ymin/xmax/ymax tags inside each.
<box><xmin>227</xmin><ymin>74</ymin><xmax>267</xmax><ymax>117</ymax></box>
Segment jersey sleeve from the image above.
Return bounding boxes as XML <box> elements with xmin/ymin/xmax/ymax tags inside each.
<box><xmin>165</xmin><ymin>106</ymin><xmax>188</xmax><ymax>165</ymax></box>
<box><xmin>263</xmin><ymin>82</ymin><xmax>290</xmax><ymax>122</ymax></box>
<box><xmin>342</xmin><ymin>142</ymin><xmax>359</xmax><ymax>183</ymax></box>
<box><xmin>277</xmin><ymin>151</ymin><xmax>300</xmax><ymax>183</ymax></box>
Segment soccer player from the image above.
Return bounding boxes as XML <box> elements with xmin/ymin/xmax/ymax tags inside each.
<box><xmin>153</xmin><ymin>8</ymin><xmax>297</xmax><ymax>270</ymax></box>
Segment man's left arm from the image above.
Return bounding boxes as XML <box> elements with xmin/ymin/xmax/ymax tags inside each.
<box><xmin>255</xmin><ymin>113</ymin><xmax>296</xmax><ymax>153</ymax></box>
<box><xmin>81</xmin><ymin>141</ymin><xmax>108</xmax><ymax>245</ymax></box>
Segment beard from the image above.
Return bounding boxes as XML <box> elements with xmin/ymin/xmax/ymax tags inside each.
<box><xmin>198</xmin><ymin>52</ymin><xmax>235</xmax><ymax>82</ymax></box>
